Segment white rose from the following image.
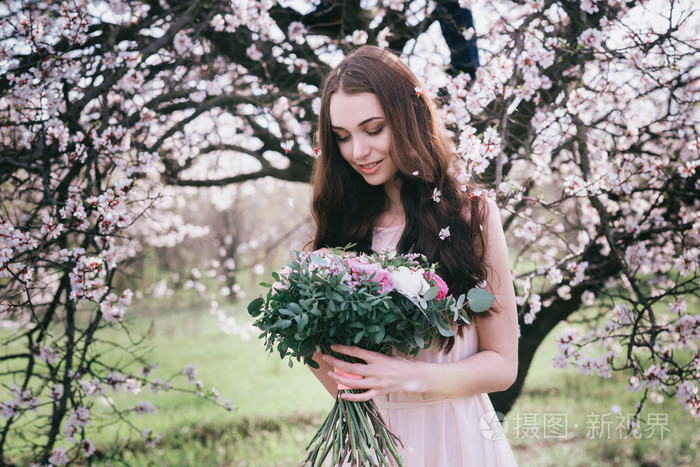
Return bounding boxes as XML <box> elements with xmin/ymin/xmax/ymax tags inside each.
<box><xmin>390</xmin><ymin>266</ymin><xmax>430</xmax><ymax>298</ymax></box>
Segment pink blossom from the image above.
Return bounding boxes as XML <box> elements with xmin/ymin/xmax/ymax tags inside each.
<box><xmin>246</xmin><ymin>44</ymin><xmax>263</xmax><ymax>61</ymax></box>
<box><xmin>668</xmin><ymin>296</ymin><xmax>686</xmax><ymax>314</ymax></box>
<box><xmin>579</xmin><ymin>28</ymin><xmax>604</xmax><ymax>49</ymax></box>
<box><xmin>581</xmin><ymin>290</ymin><xmax>595</xmax><ymax>306</ymax></box>
<box><xmin>547</xmin><ymin>267</ymin><xmax>563</xmax><ymax>285</ymax></box>
<box><xmin>281</xmin><ymin>140</ymin><xmax>294</xmax><ymax>154</ymax></box>
<box><xmin>173</xmin><ymin>31</ymin><xmax>193</xmax><ymax>57</ymax></box>
<box><xmin>350</xmin><ymin>30</ymin><xmax>368</xmax><ymax>45</ymax></box>
<box><xmin>287</xmin><ymin>22</ymin><xmax>307</xmax><ymax>45</ymax></box>
<box><xmin>142</xmin><ymin>428</ymin><xmax>161</xmax><ymax>448</ymax></box>
<box><xmin>79</xmin><ymin>438</ymin><xmax>95</xmax><ymax>458</ymax></box>
<box><xmin>345</xmin><ymin>257</ymin><xmax>394</xmax><ymax>294</ymax></box>
<box><xmin>50</xmin><ymin>384</ymin><xmax>64</xmax><ymax>401</ymax></box>
<box><xmin>184</xmin><ymin>364</ymin><xmax>198</xmax><ymax>383</ymax></box>
<box><xmin>49</xmin><ymin>447</ymin><xmax>69</xmax><ymax>466</ymax></box>
<box><xmin>133</xmin><ymin>401</ymin><xmax>157</xmax><ymax>415</ymax></box>
<box><xmin>676</xmin><ymin>381</ymin><xmax>700</xmax><ymax>417</ymax></box>
<box><xmin>425</xmin><ymin>272</ymin><xmax>449</xmax><ymax>299</ymax></box>
<box><xmin>581</xmin><ymin>0</ymin><xmax>599</xmax><ymax>14</ymax></box>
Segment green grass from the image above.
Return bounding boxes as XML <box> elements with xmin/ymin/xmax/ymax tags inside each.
<box><xmin>87</xmin><ymin>304</ymin><xmax>333</xmax><ymax>445</ymax></box>
<box><xmin>111</xmin><ymin>300</ymin><xmax>699</xmax><ymax>466</ymax></box>
<box><xmin>506</xmin><ymin>321</ymin><xmax>699</xmax><ymax>466</ymax></box>
<box><xmin>2</xmin><ymin>294</ymin><xmax>698</xmax><ymax>466</ymax></box>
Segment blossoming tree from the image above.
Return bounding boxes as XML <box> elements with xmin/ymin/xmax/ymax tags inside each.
<box><xmin>1</xmin><ymin>0</ymin><xmax>698</xmax><ymax>463</ymax></box>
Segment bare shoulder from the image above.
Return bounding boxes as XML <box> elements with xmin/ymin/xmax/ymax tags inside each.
<box><xmin>483</xmin><ymin>196</ymin><xmax>504</xmax><ymax>232</ymax></box>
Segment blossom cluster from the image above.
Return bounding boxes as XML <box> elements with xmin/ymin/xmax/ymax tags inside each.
<box><xmin>435</xmin><ymin>0</ymin><xmax>700</xmax><ymax>424</ymax></box>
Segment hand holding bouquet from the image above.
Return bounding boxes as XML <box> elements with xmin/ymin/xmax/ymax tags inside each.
<box><xmin>247</xmin><ymin>247</ymin><xmax>494</xmax><ymax>466</ymax></box>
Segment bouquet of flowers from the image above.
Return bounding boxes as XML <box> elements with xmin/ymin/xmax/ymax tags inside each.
<box><xmin>247</xmin><ymin>247</ymin><xmax>494</xmax><ymax>467</ymax></box>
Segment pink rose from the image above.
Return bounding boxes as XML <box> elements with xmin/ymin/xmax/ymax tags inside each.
<box><xmin>345</xmin><ymin>257</ymin><xmax>394</xmax><ymax>294</ymax></box>
<box><xmin>425</xmin><ymin>272</ymin><xmax>449</xmax><ymax>299</ymax></box>
<box><xmin>370</xmin><ymin>268</ymin><xmax>395</xmax><ymax>294</ymax></box>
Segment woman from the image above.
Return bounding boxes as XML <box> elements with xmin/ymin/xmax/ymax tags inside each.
<box><xmin>308</xmin><ymin>45</ymin><xmax>519</xmax><ymax>466</ymax></box>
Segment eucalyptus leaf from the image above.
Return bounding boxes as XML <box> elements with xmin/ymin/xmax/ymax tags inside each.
<box><xmin>423</xmin><ymin>285</ymin><xmax>440</xmax><ymax>302</ymax></box>
<box><xmin>308</xmin><ymin>251</ymin><xmax>330</xmax><ymax>267</ymax></box>
<box><xmin>269</xmin><ymin>319</ymin><xmax>292</xmax><ymax>330</ymax></box>
<box><xmin>467</xmin><ymin>287</ymin><xmax>495</xmax><ymax>313</ymax></box>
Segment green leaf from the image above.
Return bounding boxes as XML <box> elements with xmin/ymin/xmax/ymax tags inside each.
<box><xmin>467</xmin><ymin>287</ymin><xmax>495</xmax><ymax>313</ymax></box>
<box><xmin>436</xmin><ymin>315</ymin><xmax>455</xmax><ymax>337</ymax></box>
<box><xmin>296</xmin><ymin>313</ymin><xmax>309</xmax><ymax>333</ymax></box>
<box><xmin>269</xmin><ymin>319</ymin><xmax>292</xmax><ymax>330</ymax></box>
<box><xmin>375</xmin><ymin>327</ymin><xmax>386</xmax><ymax>344</ymax></box>
<box><xmin>353</xmin><ymin>329</ymin><xmax>364</xmax><ymax>344</ymax></box>
<box><xmin>247</xmin><ymin>297</ymin><xmax>264</xmax><ymax>317</ymax></box>
<box><xmin>305</xmin><ymin>355</ymin><xmax>320</xmax><ymax>369</ymax></box>
<box><xmin>279</xmin><ymin>308</ymin><xmax>296</xmax><ymax>317</ymax></box>
<box><xmin>308</xmin><ymin>252</ymin><xmax>329</xmax><ymax>266</ymax></box>
<box><xmin>259</xmin><ymin>282</ymin><xmax>272</xmax><ymax>287</ymax></box>
<box><xmin>423</xmin><ymin>285</ymin><xmax>439</xmax><ymax>301</ymax></box>
<box><xmin>413</xmin><ymin>329</ymin><xmax>424</xmax><ymax>348</ymax></box>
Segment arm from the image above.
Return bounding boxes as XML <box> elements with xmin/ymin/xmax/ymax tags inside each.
<box><xmin>321</xmin><ymin>198</ymin><xmax>519</xmax><ymax>401</ymax></box>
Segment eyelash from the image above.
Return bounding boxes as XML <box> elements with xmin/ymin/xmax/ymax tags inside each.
<box><xmin>335</xmin><ymin>126</ymin><xmax>384</xmax><ymax>143</ymax></box>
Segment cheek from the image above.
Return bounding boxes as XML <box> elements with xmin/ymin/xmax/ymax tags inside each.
<box><xmin>380</xmin><ymin>133</ymin><xmax>393</xmax><ymax>156</ymax></box>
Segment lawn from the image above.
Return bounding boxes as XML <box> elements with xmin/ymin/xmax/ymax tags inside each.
<box><xmin>2</xmin><ymin>295</ymin><xmax>698</xmax><ymax>466</ymax></box>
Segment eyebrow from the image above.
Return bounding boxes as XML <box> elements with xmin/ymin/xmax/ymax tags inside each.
<box><xmin>331</xmin><ymin>116</ymin><xmax>384</xmax><ymax>130</ymax></box>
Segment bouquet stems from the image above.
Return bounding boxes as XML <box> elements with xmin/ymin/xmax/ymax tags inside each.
<box><xmin>302</xmin><ymin>391</ymin><xmax>403</xmax><ymax>467</ymax></box>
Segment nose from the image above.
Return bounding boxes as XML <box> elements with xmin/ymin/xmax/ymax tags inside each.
<box><xmin>352</xmin><ymin>135</ymin><xmax>370</xmax><ymax>160</ymax></box>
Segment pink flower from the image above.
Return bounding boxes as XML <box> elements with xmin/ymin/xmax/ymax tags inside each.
<box><xmin>271</xmin><ymin>265</ymin><xmax>292</xmax><ymax>292</ymax></box>
<box><xmin>345</xmin><ymin>257</ymin><xmax>394</xmax><ymax>294</ymax></box>
<box><xmin>425</xmin><ymin>272</ymin><xmax>449</xmax><ymax>299</ymax></box>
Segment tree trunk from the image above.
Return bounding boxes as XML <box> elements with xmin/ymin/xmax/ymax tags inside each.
<box><xmin>488</xmin><ymin>295</ymin><xmax>580</xmax><ymax>415</ymax></box>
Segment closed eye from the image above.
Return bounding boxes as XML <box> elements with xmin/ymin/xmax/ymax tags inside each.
<box><xmin>367</xmin><ymin>126</ymin><xmax>384</xmax><ymax>136</ymax></box>
<box><xmin>334</xmin><ymin>133</ymin><xmax>350</xmax><ymax>143</ymax></box>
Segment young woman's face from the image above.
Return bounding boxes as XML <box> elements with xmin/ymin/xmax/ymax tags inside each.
<box><xmin>329</xmin><ymin>90</ymin><xmax>398</xmax><ymax>188</ymax></box>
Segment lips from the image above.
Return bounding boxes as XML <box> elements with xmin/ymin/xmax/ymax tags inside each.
<box><xmin>358</xmin><ymin>160</ymin><xmax>383</xmax><ymax>175</ymax></box>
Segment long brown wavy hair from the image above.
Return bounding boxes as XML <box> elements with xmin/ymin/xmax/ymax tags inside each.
<box><xmin>311</xmin><ymin>46</ymin><xmax>490</xmax><ymax>345</ymax></box>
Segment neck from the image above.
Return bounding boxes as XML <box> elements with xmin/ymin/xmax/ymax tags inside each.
<box><xmin>379</xmin><ymin>178</ymin><xmax>404</xmax><ymax>227</ymax></box>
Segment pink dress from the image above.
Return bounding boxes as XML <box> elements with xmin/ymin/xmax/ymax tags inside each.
<box><xmin>371</xmin><ymin>224</ymin><xmax>518</xmax><ymax>467</ymax></box>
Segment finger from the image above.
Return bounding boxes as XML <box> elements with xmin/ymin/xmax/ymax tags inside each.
<box><xmin>327</xmin><ymin>370</ymin><xmax>367</xmax><ymax>390</ymax></box>
<box><xmin>340</xmin><ymin>389</ymin><xmax>379</xmax><ymax>402</ymax></box>
<box><xmin>321</xmin><ymin>353</ymin><xmax>358</xmax><ymax>372</ymax></box>
<box><xmin>330</xmin><ymin>344</ymin><xmax>378</xmax><ymax>361</ymax></box>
